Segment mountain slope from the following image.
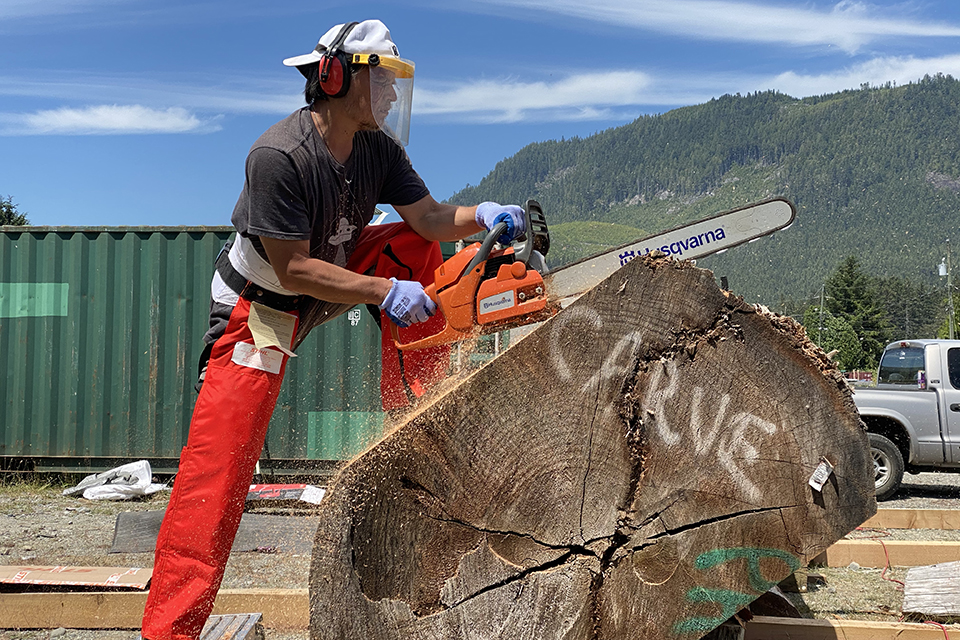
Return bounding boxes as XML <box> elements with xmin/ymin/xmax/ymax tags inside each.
<box><xmin>447</xmin><ymin>75</ymin><xmax>960</xmax><ymax>306</ymax></box>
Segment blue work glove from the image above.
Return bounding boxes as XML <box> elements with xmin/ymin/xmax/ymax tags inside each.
<box><xmin>379</xmin><ymin>278</ymin><xmax>437</xmax><ymax>328</ymax></box>
<box><xmin>475</xmin><ymin>202</ymin><xmax>525</xmax><ymax>244</ymax></box>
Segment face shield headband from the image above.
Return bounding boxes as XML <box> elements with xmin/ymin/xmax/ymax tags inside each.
<box><xmin>351</xmin><ymin>53</ymin><xmax>415</xmax><ymax>146</ymax></box>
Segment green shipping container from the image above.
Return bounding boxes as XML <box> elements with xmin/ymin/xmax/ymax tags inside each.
<box><xmin>0</xmin><ymin>226</ymin><xmax>391</xmax><ymax>472</ymax></box>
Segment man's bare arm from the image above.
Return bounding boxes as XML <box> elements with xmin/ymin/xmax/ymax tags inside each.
<box><xmin>259</xmin><ymin>236</ymin><xmax>392</xmax><ymax>304</ymax></box>
<box><xmin>394</xmin><ymin>194</ymin><xmax>483</xmax><ymax>242</ymax></box>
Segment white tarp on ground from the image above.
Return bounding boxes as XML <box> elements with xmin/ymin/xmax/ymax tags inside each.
<box><xmin>63</xmin><ymin>460</ymin><xmax>169</xmax><ymax>500</ymax></box>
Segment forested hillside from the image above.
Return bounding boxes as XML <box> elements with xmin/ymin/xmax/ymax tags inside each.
<box><xmin>448</xmin><ymin>74</ymin><xmax>960</xmax><ymax>321</ymax></box>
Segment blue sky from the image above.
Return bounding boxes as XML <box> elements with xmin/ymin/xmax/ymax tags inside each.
<box><xmin>5</xmin><ymin>0</ymin><xmax>960</xmax><ymax>227</ymax></box>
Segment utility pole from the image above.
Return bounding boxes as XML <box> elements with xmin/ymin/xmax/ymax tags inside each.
<box><xmin>951</xmin><ymin>240</ymin><xmax>957</xmax><ymax>340</ymax></box>
<box><xmin>944</xmin><ymin>240</ymin><xmax>956</xmax><ymax>340</ymax></box>
<box><xmin>818</xmin><ymin>284</ymin><xmax>825</xmax><ymax>345</ymax></box>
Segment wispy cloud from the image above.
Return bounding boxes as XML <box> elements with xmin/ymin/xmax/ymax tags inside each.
<box><xmin>4</xmin><ymin>51</ymin><xmax>960</xmax><ymax>133</ymax></box>
<box><xmin>416</xmin><ymin>71</ymin><xmax>657</xmax><ymax>123</ymax></box>
<box><xmin>0</xmin><ymin>73</ymin><xmax>302</xmax><ymax>115</ymax></box>
<box><xmin>768</xmin><ymin>54</ymin><xmax>960</xmax><ymax>96</ymax></box>
<box><xmin>414</xmin><ymin>52</ymin><xmax>960</xmax><ymax>123</ymax></box>
<box><xmin>476</xmin><ymin>0</ymin><xmax>960</xmax><ymax>53</ymax></box>
<box><xmin>0</xmin><ymin>105</ymin><xmax>221</xmax><ymax>135</ymax></box>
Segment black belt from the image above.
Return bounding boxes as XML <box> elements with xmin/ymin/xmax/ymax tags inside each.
<box><xmin>215</xmin><ymin>242</ymin><xmax>303</xmax><ymax>312</ymax></box>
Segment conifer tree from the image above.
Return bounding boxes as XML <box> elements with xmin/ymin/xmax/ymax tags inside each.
<box><xmin>825</xmin><ymin>256</ymin><xmax>893</xmax><ymax>368</ymax></box>
<box><xmin>0</xmin><ymin>196</ymin><xmax>28</xmax><ymax>225</ymax></box>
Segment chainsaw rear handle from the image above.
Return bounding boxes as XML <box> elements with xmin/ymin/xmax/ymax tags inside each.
<box><xmin>514</xmin><ymin>199</ymin><xmax>549</xmax><ymax>264</ymax></box>
<box><xmin>388</xmin><ymin>282</ymin><xmax>450</xmax><ymax>350</ymax></box>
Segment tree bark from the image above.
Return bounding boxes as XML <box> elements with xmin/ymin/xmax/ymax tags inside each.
<box><xmin>309</xmin><ymin>255</ymin><xmax>876</xmax><ymax>640</ymax></box>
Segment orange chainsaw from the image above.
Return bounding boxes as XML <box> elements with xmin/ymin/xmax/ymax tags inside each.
<box><xmin>390</xmin><ymin>196</ymin><xmax>799</xmax><ymax>352</ymax></box>
<box><xmin>390</xmin><ymin>199</ymin><xmax>556</xmax><ymax>351</ymax></box>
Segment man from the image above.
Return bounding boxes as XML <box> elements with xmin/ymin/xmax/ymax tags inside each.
<box><xmin>139</xmin><ymin>19</ymin><xmax>526</xmax><ymax>640</ymax></box>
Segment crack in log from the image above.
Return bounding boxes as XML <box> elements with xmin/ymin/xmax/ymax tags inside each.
<box><xmin>609</xmin><ymin>305</ymin><xmax>740</xmax><ymax>521</ymax></box>
<box><xmin>399</xmin><ymin>470</ymin><xmax>613</xmax><ymax>553</ymax></box>
<box><xmin>599</xmin><ymin>530</ymin><xmax>631</xmax><ymax>571</ymax></box>
<box><xmin>439</xmin><ymin>548</ymin><xmax>582</xmax><ymax>612</ymax></box>
<box><xmin>628</xmin><ymin>495</ymin><xmax>684</xmax><ymax>533</ymax></box>
<box><xmin>424</xmin><ymin>511</ymin><xmax>613</xmax><ymax>555</ymax></box>
<box><xmin>628</xmin><ymin>505</ymin><xmax>802</xmax><ymax>551</ymax></box>
<box><xmin>589</xmin><ymin>570</ymin><xmax>603</xmax><ymax>640</ymax></box>
<box><xmin>617</xmin><ymin>353</ymin><xmax>648</xmax><ymax>514</ymax></box>
<box><xmin>778</xmin><ymin>508</ymin><xmax>805</xmax><ymax>556</ymax></box>
<box><xmin>579</xmin><ymin>365</ymin><xmax>604</xmax><ymax>543</ymax></box>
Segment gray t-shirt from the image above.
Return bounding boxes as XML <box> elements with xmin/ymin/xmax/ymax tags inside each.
<box><xmin>226</xmin><ymin>107</ymin><xmax>430</xmax><ymax>344</ymax></box>
<box><xmin>231</xmin><ymin>107</ymin><xmax>429</xmax><ymax>269</ymax></box>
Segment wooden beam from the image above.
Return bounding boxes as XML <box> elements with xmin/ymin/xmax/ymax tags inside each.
<box><xmin>815</xmin><ymin>540</ymin><xmax>960</xmax><ymax>568</ymax></box>
<box><xmin>0</xmin><ymin>588</ymin><xmax>308</xmax><ymax>630</ymax></box>
<box><xmin>745</xmin><ymin>616</ymin><xmax>958</xmax><ymax>640</ymax></box>
<box><xmin>7</xmin><ymin>600</ymin><xmax>957</xmax><ymax>640</ymax></box>
<box><xmin>864</xmin><ymin>509</ymin><xmax>960</xmax><ymax>530</ymax></box>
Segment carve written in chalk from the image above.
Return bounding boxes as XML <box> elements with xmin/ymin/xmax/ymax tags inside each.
<box><xmin>248</xmin><ymin>302</ymin><xmax>297</xmax><ymax>357</ymax></box>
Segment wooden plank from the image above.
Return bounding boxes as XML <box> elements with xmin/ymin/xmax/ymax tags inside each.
<box><xmin>200</xmin><ymin>614</ymin><xmax>264</xmax><ymax>640</ymax></box>
<box><xmin>903</xmin><ymin>560</ymin><xmax>960</xmax><ymax>618</ymax></box>
<box><xmin>211</xmin><ymin>589</ymin><xmax>308</xmax><ymax>630</ymax></box>
<box><xmin>864</xmin><ymin>509</ymin><xmax>960</xmax><ymax>530</ymax></box>
<box><xmin>817</xmin><ymin>540</ymin><xmax>960</xmax><ymax>568</ymax></box>
<box><xmin>745</xmin><ymin>616</ymin><xmax>959</xmax><ymax>640</ymax></box>
<box><xmin>0</xmin><ymin>565</ymin><xmax>150</xmax><ymax>589</ymax></box>
<box><xmin>704</xmin><ymin>622</ymin><xmax>745</xmax><ymax>639</ymax></box>
<box><xmin>9</xmin><ymin>603</ymin><xmax>955</xmax><ymax>640</ymax></box>
<box><xmin>0</xmin><ymin>588</ymin><xmax>308</xmax><ymax>630</ymax></box>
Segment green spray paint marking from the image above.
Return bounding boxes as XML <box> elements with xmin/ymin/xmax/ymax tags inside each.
<box><xmin>695</xmin><ymin>547</ymin><xmax>800</xmax><ymax>592</ymax></box>
<box><xmin>0</xmin><ymin>283</ymin><xmax>69</xmax><ymax>318</ymax></box>
<box><xmin>673</xmin><ymin>587</ymin><xmax>755</xmax><ymax>634</ymax></box>
<box><xmin>673</xmin><ymin>547</ymin><xmax>801</xmax><ymax>636</ymax></box>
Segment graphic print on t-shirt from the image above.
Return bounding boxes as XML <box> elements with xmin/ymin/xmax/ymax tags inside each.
<box><xmin>329</xmin><ymin>216</ymin><xmax>358</xmax><ymax>267</ymax></box>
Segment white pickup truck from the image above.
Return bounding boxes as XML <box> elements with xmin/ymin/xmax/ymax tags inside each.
<box><xmin>853</xmin><ymin>340</ymin><xmax>960</xmax><ymax>499</ymax></box>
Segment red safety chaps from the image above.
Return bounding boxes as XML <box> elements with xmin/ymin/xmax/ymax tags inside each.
<box><xmin>141</xmin><ymin>222</ymin><xmax>448</xmax><ymax>640</ymax></box>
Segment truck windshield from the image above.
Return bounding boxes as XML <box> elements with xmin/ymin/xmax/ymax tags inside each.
<box><xmin>878</xmin><ymin>347</ymin><xmax>925</xmax><ymax>385</ymax></box>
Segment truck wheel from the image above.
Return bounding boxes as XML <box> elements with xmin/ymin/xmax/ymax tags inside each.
<box><xmin>869</xmin><ymin>433</ymin><xmax>904</xmax><ymax>501</ymax></box>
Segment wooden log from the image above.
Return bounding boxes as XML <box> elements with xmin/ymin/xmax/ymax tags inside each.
<box><xmin>308</xmin><ymin>255</ymin><xmax>876</xmax><ymax>639</ymax></box>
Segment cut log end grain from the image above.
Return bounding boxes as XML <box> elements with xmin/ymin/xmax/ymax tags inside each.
<box><xmin>309</xmin><ymin>255</ymin><xmax>876</xmax><ymax>640</ymax></box>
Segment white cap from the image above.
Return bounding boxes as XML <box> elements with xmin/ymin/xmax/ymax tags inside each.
<box><xmin>282</xmin><ymin>20</ymin><xmax>401</xmax><ymax>68</ymax></box>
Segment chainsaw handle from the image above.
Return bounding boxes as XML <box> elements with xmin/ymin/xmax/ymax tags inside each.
<box><xmin>389</xmin><ymin>283</ymin><xmax>440</xmax><ymax>349</ymax></box>
<box><xmin>464</xmin><ymin>220</ymin><xmax>508</xmax><ymax>275</ymax></box>
<box><xmin>514</xmin><ymin>199</ymin><xmax>546</xmax><ymax>264</ymax></box>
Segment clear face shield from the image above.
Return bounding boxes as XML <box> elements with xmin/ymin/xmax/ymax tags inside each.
<box><xmin>355</xmin><ymin>54</ymin><xmax>415</xmax><ymax>146</ymax></box>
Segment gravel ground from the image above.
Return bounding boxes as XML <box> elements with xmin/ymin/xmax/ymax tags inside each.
<box><xmin>0</xmin><ymin>481</ymin><xmax>313</xmax><ymax>588</ymax></box>
<box><xmin>3</xmin><ymin>471</ymin><xmax>960</xmax><ymax>638</ymax></box>
<box><xmin>884</xmin><ymin>469</ymin><xmax>960</xmax><ymax>509</ymax></box>
<box><xmin>0</xmin><ymin>477</ymin><xmax>311</xmax><ymax>640</ymax></box>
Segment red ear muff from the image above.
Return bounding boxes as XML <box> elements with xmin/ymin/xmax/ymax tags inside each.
<box><xmin>317</xmin><ymin>21</ymin><xmax>359</xmax><ymax>99</ymax></box>
<box><xmin>319</xmin><ymin>53</ymin><xmax>350</xmax><ymax>98</ymax></box>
